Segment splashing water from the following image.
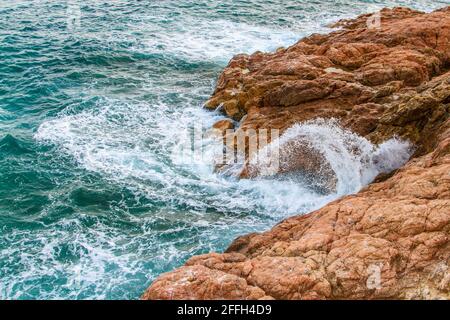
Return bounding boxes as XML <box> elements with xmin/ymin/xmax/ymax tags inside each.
<box><xmin>249</xmin><ymin>119</ymin><xmax>413</xmax><ymax>195</ymax></box>
<box><xmin>0</xmin><ymin>0</ymin><xmax>445</xmax><ymax>300</ymax></box>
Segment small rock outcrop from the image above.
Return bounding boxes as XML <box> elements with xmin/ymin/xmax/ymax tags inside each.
<box><xmin>143</xmin><ymin>7</ymin><xmax>450</xmax><ymax>300</ymax></box>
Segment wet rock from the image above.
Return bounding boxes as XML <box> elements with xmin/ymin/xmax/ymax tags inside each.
<box><xmin>212</xmin><ymin>119</ymin><xmax>235</xmax><ymax>133</ymax></box>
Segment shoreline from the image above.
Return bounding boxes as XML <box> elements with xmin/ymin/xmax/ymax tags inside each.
<box><xmin>143</xmin><ymin>6</ymin><xmax>450</xmax><ymax>300</ymax></box>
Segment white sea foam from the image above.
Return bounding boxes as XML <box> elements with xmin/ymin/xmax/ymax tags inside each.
<box><xmin>36</xmin><ymin>103</ymin><xmax>413</xmax><ymax>221</ymax></box>
<box><xmin>139</xmin><ymin>19</ymin><xmax>301</xmax><ymax>63</ymax></box>
<box><xmin>248</xmin><ymin>119</ymin><xmax>413</xmax><ymax>196</ymax></box>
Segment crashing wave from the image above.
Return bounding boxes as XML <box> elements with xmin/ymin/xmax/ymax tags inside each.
<box><xmin>234</xmin><ymin>119</ymin><xmax>413</xmax><ymax>195</ymax></box>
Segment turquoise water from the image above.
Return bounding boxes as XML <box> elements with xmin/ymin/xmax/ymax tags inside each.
<box><xmin>0</xmin><ymin>0</ymin><xmax>447</xmax><ymax>300</ymax></box>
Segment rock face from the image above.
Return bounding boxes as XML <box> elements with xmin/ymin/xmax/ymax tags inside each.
<box><xmin>143</xmin><ymin>7</ymin><xmax>450</xmax><ymax>300</ymax></box>
<box><xmin>206</xmin><ymin>7</ymin><xmax>449</xmax><ymax>151</ymax></box>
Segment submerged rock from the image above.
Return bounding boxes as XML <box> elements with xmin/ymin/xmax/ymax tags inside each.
<box><xmin>143</xmin><ymin>7</ymin><xmax>450</xmax><ymax>300</ymax></box>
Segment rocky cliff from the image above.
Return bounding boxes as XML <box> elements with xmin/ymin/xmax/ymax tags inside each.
<box><xmin>143</xmin><ymin>7</ymin><xmax>450</xmax><ymax>300</ymax></box>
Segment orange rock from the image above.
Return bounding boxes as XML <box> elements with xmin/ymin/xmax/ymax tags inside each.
<box><xmin>143</xmin><ymin>7</ymin><xmax>450</xmax><ymax>300</ymax></box>
<box><xmin>144</xmin><ymin>132</ymin><xmax>450</xmax><ymax>299</ymax></box>
<box><xmin>142</xmin><ymin>265</ymin><xmax>269</xmax><ymax>300</ymax></box>
<box><xmin>212</xmin><ymin>119</ymin><xmax>235</xmax><ymax>132</ymax></box>
<box><xmin>204</xmin><ymin>6</ymin><xmax>449</xmax><ymax>145</ymax></box>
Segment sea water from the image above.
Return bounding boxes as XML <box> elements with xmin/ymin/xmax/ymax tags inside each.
<box><xmin>0</xmin><ymin>0</ymin><xmax>446</xmax><ymax>300</ymax></box>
